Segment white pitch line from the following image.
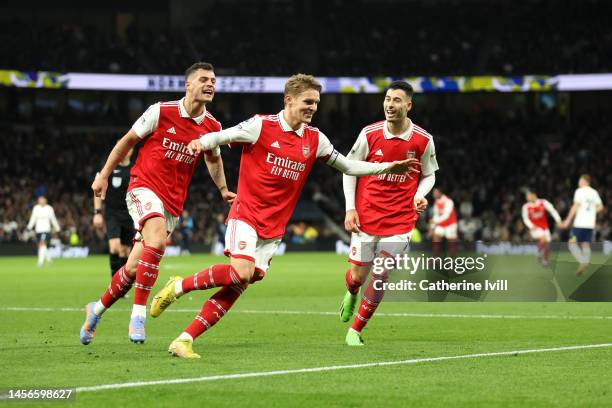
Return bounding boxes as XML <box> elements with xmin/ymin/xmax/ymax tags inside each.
<box><xmin>1</xmin><ymin>306</ymin><xmax>612</xmax><ymax>320</ymax></box>
<box><xmin>74</xmin><ymin>343</ymin><xmax>612</xmax><ymax>393</ymax></box>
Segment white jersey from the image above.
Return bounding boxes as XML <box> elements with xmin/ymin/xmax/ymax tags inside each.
<box><xmin>573</xmin><ymin>186</ymin><xmax>602</xmax><ymax>229</ymax></box>
<box><xmin>27</xmin><ymin>204</ymin><xmax>60</xmax><ymax>233</ymax></box>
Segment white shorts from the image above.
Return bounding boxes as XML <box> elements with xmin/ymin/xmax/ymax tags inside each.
<box><xmin>349</xmin><ymin>230</ymin><xmax>413</xmax><ymax>265</ymax></box>
<box><xmin>126</xmin><ymin>187</ymin><xmax>179</xmax><ymax>241</ymax></box>
<box><xmin>434</xmin><ymin>223</ymin><xmax>458</xmax><ymax>240</ymax></box>
<box><xmin>224</xmin><ymin>218</ymin><xmax>281</xmax><ymax>274</ymax></box>
<box><xmin>530</xmin><ymin>228</ymin><xmax>551</xmax><ymax>242</ymax></box>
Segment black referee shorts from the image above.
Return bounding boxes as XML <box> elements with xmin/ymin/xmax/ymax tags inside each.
<box><xmin>104</xmin><ymin>210</ymin><xmax>135</xmax><ymax>246</ymax></box>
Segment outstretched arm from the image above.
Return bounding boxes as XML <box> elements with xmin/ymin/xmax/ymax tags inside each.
<box><xmin>93</xmin><ymin>102</ymin><xmax>160</xmax><ymax>199</ymax></box>
<box><xmin>543</xmin><ymin>199</ymin><xmax>561</xmax><ymax>223</ymax></box>
<box><xmin>189</xmin><ymin>116</ymin><xmax>262</xmax><ymax>155</ymax></box>
<box><xmin>342</xmin><ymin>131</ymin><xmax>369</xmax><ymax>232</ymax></box>
<box><xmin>562</xmin><ymin>202</ymin><xmax>579</xmax><ymax>228</ymax></box>
<box><xmin>92</xmin><ymin>130</ymin><xmax>140</xmax><ymax>199</ymax></box>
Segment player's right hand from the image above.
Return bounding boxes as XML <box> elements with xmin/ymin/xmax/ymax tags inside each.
<box><xmin>388</xmin><ymin>158</ymin><xmax>420</xmax><ymax>176</ymax></box>
<box><xmin>187</xmin><ymin>139</ymin><xmax>203</xmax><ymax>155</ymax></box>
<box><xmin>345</xmin><ymin>209</ymin><xmax>361</xmax><ymax>233</ymax></box>
<box><xmin>91</xmin><ymin>173</ymin><xmax>108</xmax><ymax>199</ymax></box>
<box><xmin>93</xmin><ymin>213</ymin><xmax>104</xmax><ymax>229</ymax></box>
<box><xmin>414</xmin><ymin>196</ymin><xmax>428</xmax><ymax>214</ymax></box>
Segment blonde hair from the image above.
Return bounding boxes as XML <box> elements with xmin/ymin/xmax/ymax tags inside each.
<box><xmin>284</xmin><ymin>73</ymin><xmax>322</xmax><ymax>97</ymax></box>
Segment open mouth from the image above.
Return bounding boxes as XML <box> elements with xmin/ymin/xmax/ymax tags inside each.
<box><xmin>203</xmin><ymin>90</ymin><xmax>214</xmax><ymax>97</ymax></box>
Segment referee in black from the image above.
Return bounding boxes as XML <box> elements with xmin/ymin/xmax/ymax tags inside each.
<box><xmin>93</xmin><ymin>148</ymin><xmax>136</xmax><ymax>276</ymax></box>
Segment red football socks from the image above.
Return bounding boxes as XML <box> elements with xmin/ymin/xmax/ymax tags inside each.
<box><xmin>184</xmin><ymin>284</ymin><xmax>246</xmax><ymax>339</ymax></box>
<box><xmin>100</xmin><ymin>266</ymin><xmax>134</xmax><ymax>308</ymax></box>
<box><xmin>351</xmin><ymin>273</ymin><xmax>387</xmax><ymax>333</ymax></box>
<box><xmin>345</xmin><ymin>269</ymin><xmax>360</xmax><ymax>295</ymax></box>
<box><xmin>133</xmin><ymin>245</ymin><xmax>164</xmax><ymax>306</ymax></box>
<box><xmin>181</xmin><ymin>264</ymin><xmax>244</xmax><ymax>294</ymax></box>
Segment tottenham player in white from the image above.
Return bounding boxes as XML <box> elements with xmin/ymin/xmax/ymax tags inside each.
<box><xmin>560</xmin><ymin>174</ymin><xmax>604</xmax><ymax>275</ymax></box>
<box><xmin>27</xmin><ymin>196</ymin><xmax>61</xmax><ymax>267</ymax></box>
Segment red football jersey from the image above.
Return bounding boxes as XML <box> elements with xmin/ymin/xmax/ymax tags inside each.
<box><xmin>523</xmin><ymin>200</ymin><xmax>549</xmax><ymax>230</ymax></box>
<box><xmin>227</xmin><ymin>114</ymin><xmax>325</xmax><ymax>239</ymax></box>
<box><xmin>434</xmin><ymin>195</ymin><xmax>457</xmax><ymax>227</ymax></box>
<box><xmin>129</xmin><ymin>100</ymin><xmax>222</xmax><ymax>216</ymax></box>
<box><xmin>355</xmin><ymin>121</ymin><xmax>435</xmax><ymax>236</ymax></box>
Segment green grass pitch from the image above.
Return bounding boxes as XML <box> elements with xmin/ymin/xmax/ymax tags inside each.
<box><xmin>1</xmin><ymin>253</ymin><xmax>611</xmax><ymax>407</ymax></box>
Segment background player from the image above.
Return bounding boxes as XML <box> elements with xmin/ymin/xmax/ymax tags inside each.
<box><xmin>26</xmin><ymin>196</ymin><xmax>61</xmax><ymax>268</ymax></box>
<box><xmin>559</xmin><ymin>174</ymin><xmax>604</xmax><ymax>275</ymax></box>
<box><xmin>80</xmin><ymin>61</ymin><xmax>235</xmax><ymax>345</ymax></box>
<box><xmin>340</xmin><ymin>81</ymin><xmax>437</xmax><ymax>346</ymax></box>
<box><xmin>521</xmin><ymin>190</ymin><xmax>561</xmax><ymax>266</ymax></box>
<box><xmin>430</xmin><ymin>188</ymin><xmax>458</xmax><ymax>257</ymax></box>
<box><xmin>93</xmin><ymin>148</ymin><xmax>135</xmax><ymax>277</ymax></box>
<box><xmin>149</xmin><ymin>74</ymin><xmax>420</xmax><ymax>358</ymax></box>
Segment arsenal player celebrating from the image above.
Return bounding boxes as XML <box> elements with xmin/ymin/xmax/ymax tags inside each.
<box><xmin>522</xmin><ymin>190</ymin><xmax>561</xmax><ymax>266</ymax></box>
<box><xmin>80</xmin><ymin>62</ymin><xmax>235</xmax><ymax>345</ymax></box>
<box><xmin>339</xmin><ymin>81</ymin><xmax>438</xmax><ymax>346</ymax></box>
<box><xmin>150</xmin><ymin>74</ymin><xmax>420</xmax><ymax>358</ymax></box>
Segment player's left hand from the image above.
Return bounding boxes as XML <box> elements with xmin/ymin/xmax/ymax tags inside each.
<box><xmin>414</xmin><ymin>196</ymin><xmax>428</xmax><ymax>214</ymax></box>
<box><xmin>387</xmin><ymin>158</ymin><xmax>420</xmax><ymax>176</ymax></box>
<box><xmin>221</xmin><ymin>188</ymin><xmax>236</xmax><ymax>204</ymax></box>
<box><xmin>344</xmin><ymin>209</ymin><xmax>361</xmax><ymax>233</ymax></box>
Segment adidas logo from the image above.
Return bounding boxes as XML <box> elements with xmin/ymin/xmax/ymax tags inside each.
<box><xmin>271</xmin><ymin>141</ymin><xmax>281</xmax><ymax>148</ymax></box>
<box><xmin>374</xmin><ymin>149</ymin><xmax>384</xmax><ymax>156</ymax></box>
<box><xmin>166</xmin><ymin>127</ymin><xmax>176</xmax><ymax>134</ymax></box>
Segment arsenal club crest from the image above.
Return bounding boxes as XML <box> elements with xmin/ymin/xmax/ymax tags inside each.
<box><xmin>238</xmin><ymin>241</ymin><xmax>247</xmax><ymax>250</ymax></box>
<box><xmin>302</xmin><ymin>145</ymin><xmax>310</xmax><ymax>157</ymax></box>
<box><xmin>406</xmin><ymin>150</ymin><xmax>416</xmax><ymax>159</ymax></box>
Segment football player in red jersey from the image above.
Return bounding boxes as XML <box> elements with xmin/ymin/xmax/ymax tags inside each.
<box><xmin>150</xmin><ymin>74</ymin><xmax>421</xmax><ymax>358</ymax></box>
<box><xmin>339</xmin><ymin>81</ymin><xmax>438</xmax><ymax>345</ymax></box>
<box><xmin>522</xmin><ymin>190</ymin><xmax>561</xmax><ymax>266</ymax></box>
<box><xmin>80</xmin><ymin>62</ymin><xmax>235</xmax><ymax>345</ymax></box>
<box><xmin>431</xmin><ymin>188</ymin><xmax>458</xmax><ymax>257</ymax></box>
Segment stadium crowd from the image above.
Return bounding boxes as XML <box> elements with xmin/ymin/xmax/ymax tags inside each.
<box><xmin>1</xmin><ymin>0</ymin><xmax>610</xmax><ymax>76</ymax></box>
<box><xmin>1</xmin><ymin>100</ymin><xmax>610</xmax><ymax>246</ymax></box>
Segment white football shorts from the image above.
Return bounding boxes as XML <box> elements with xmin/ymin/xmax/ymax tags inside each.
<box><xmin>348</xmin><ymin>230</ymin><xmax>413</xmax><ymax>265</ymax></box>
<box><xmin>224</xmin><ymin>218</ymin><xmax>281</xmax><ymax>275</ymax></box>
<box><xmin>530</xmin><ymin>227</ymin><xmax>551</xmax><ymax>242</ymax></box>
<box><xmin>434</xmin><ymin>223</ymin><xmax>458</xmax><ymax>240</ymax></box>
<box><xmin>126</xmin><ymin>187</ymin><xmax>179</xmax><ymax>241</ymax></box>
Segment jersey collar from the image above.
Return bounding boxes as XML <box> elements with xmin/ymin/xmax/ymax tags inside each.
<box><xmin>278</xmin><ymin>110</ymin><xmax>305</xmax><ymax>137</ymax></box>
<box><xmin>179</xmin><ymin>97</ymin><xmax>207</xmax><ymax>125</ymax></box>
<box><xmin>383</xmin><ymin>119</ymin><xmax>413</xmax><ymax>140</ymax></box>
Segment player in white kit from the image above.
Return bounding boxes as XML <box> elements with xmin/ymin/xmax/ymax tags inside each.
<box><xmin>26</xmin><ymin>196</ymin><xmax>61</xmax><ymax>267</ymax></box>
<box><xmin>559</xmin><ymin>175</ymin><xmax>604</xmax><ymax>275</ymax></box>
